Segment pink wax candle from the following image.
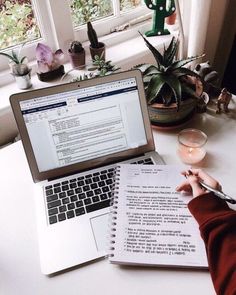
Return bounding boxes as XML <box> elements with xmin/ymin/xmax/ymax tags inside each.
<box><xmin>177</xmin><ymin>129</ymin><xmax>207</xmax><ymax>164</ymax></box>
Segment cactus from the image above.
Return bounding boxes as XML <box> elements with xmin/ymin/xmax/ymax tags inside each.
<box><xmin>69</xmin><ymin>41</ymin><xmax>84</xmax><ymax>53</ymax></box>
<box><xmin>87</xmin><ymin>21</ymin><xmax>100</xmax><ymax>48</ymax></box>
<box><xmin>144</xmin><ymin>0</ymin><xmax>176</xmax><ymax>36</ymax></box>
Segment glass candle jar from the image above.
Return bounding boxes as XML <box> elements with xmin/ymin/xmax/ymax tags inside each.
<box><xmin>177</xmin><ymin>129</ymin><xmax>207</xmax><ymax>164</ymax></box>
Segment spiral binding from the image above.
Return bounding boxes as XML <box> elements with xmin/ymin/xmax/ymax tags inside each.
<box><xmin>108</xmin><ymin>165</ymin><xmax>121</xmax><ymax>258</ymax></box>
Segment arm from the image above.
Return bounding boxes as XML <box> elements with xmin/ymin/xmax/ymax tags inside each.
<box><xmin>189</xmin><ymin>193</ymin><xmax>236</xmax><ymax>295</ymax></box>
<box><xmin>176</xmin><ymin>170</ymin><xmax>236</xmax><ymax>295</ymax></box>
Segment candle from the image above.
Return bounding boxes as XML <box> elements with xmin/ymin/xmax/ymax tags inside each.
<box><xmin>177</xmin><ymin>129</ymin><xmax>207</xmax><ymax>164</ymax></box>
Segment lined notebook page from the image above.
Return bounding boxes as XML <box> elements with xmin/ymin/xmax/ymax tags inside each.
<box><xmin>109</xmin><ymin>164</ymin><xmax>208</xmax><ymax>268</ymax></box>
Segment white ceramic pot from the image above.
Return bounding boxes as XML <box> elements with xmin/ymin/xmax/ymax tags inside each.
<box><xmin>14</xmin><ymin>74</ymin><xmax>32</xmax><ymax>90</ymax></box>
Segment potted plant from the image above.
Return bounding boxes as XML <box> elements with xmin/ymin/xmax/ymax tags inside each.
<box><xmin>136</xmin><ymin>34</ymin><xmax>204</xmax><ymax>127</ymax></box>
<box><xmin>68</xmin><ymin>41</ymin><xmax>85</xmax><ymax>69</ymax></box>
<box><xmin>87</xmin><ymin>21</ymin><xmax>105</xmax><ymax>61</ymax></box>
<box><xmin>36</xmin><ymin>43</ymin><xmax>65</xmax><ymax>82</ymax></box>
<box><xmin>0</xmin><ymin>47</ymin><xmax>32</xmax><ymax>90</ymax></box>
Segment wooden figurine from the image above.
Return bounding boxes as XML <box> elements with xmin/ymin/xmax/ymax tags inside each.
<box><xmin>216</xmin><ymin>88</ymin><xmax>232</xmax><ymax>114</ymax></box>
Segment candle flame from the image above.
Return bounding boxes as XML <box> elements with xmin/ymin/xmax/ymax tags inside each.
<box><xmin>188</xmin><ymin>148</ymin><xmax>193</xmax><ymax>154</ymax></box>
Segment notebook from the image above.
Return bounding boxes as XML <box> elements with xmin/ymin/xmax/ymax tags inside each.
<box><xmin>108</xmin><ymin>164</ymin><xmax>208</xmax><ymax>268</ymax></box>
<box><xmin>10</xmin><ymin>69</ymin><xmax>164</xmax><ymax>274</ymax></box>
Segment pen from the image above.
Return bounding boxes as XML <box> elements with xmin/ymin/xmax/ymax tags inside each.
<box><xmin>186</xmin><ymin>170</ymin><xmax>236</xmax><ymax>205</ymax></box>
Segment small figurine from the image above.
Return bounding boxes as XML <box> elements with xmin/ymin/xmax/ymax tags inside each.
<box><xmin>216</xmin><ymin>88</ymin><xmax>232</xmax><ymax>114</ymax></box>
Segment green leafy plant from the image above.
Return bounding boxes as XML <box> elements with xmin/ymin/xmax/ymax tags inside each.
<box><xmin>91</xmin><ymin>54</ymin><xmax>120</xmax><ymax>76</ymax></box>
<box><xmin>137</xmin><ymin>33</ymin><xmax>204</xmax><ymax>109</ymax></box>
<box><xmin>72</xmin><ymin>55</ymin><xmax>120</xmax><ymax>81</ymax></box>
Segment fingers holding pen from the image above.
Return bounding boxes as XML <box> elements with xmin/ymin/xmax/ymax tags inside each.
<box><xmin>176</xmin><ymin>169</ymin><xmax>208</xmax><ymax>198</ymax></box>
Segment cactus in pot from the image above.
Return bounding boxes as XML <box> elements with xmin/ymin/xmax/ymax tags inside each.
<box><xmin>68</xmin><ymin>41</ymin><xmax>85</xmax><ymax>69</ymax></box>
<box><xmin>87</xmin><ymin>21</ymin><xmax>105</xmax><ymax>61</ymax></box>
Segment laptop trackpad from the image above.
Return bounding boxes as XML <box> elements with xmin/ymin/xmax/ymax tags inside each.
<box><xmin>90</xmin><ymin>213</ymin><xmax>109</xmax><ymax>252</ymax></box>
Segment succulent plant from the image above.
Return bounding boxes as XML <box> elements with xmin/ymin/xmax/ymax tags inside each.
<box><xmin>137</xmin><ymin>33</ymin><xmax>204</xmax><ymax>109</ymax></box>
<box><xmin>69</xmin><ymin>41</ymin><xmax>84</xmax><ymax>53</ymax></box>
<box><xmin>0</xmin><ymin>43</ymin><xmax>31</xmax><ymax>76</ymax></box>
<box><xmin>91</xmin><ymin>54</ymin><xmax>120</xmax><ymax>76</ymax></box>
<box><xmin>87</xmin><ymin>21</ymin><xmax>100</xmax><ymax>49</ymax></box>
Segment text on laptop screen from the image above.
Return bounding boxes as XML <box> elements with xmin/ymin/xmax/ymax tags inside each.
<box><xmin>20</xmin><ymin>77</ymin><xmax>147</xmax><ymax>172</ymax></box>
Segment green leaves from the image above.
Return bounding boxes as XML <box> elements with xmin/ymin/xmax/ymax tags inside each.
<box><xmin>170</xmin><ymin>54</ymin><xmax>205</xmax><ymax>71</ymax></box>
<box><xmin>146</xmin><ymin>74</ymin><xmax>166</xmax><ymax>104</ymax></box>
<box><xmin>146</xmin><ymin>73</ymin><xmax>182</xmax><ymax>108</ymax></box>
<box><xmin>163</xmin><ymin>37</ymin><xmax>178</xmax><ymax>67</ymax></box>
<box><xmin>139</xmin><ymin>32</ymin><xmax>163</xmax><ymax>68</ymax></box>
<box><xmin>138</xmin><ymin>34</ymin><xmax>204</xmax><ymax>109</ymax></box>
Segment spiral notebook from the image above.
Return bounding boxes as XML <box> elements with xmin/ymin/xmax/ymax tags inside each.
<box><xmin>108</xmin><ymin>164</ymin><xmax>208</xmax><ymax>269</ymax></box>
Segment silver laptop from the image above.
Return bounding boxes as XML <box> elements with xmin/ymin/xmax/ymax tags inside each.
<box><xmin>10</xmin><ymin>69</ymin><xmax>164</xmax><ymax>275</ymax></box>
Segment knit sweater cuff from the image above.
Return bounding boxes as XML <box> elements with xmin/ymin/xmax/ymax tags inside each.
<box><xmin>188</xmin><ymin>192</ymin><xmax>231</xmax><ymax>226</ymax></box>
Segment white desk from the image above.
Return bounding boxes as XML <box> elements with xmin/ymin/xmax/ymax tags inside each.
<box><xmin>1</xmin><ymin>111</ymin><xmax>236</xmax><ymax>295</ymax></box>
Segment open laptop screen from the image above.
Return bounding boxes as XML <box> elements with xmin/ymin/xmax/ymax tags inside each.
<box><xmin>19</xmin><ymin>77</ymin><xmax>147</xmax><ymax>173</ymax></box>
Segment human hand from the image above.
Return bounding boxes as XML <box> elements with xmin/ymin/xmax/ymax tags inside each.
<box><xmin>176</xmin><ymin>169</ymin><xmax>221</xmax><ymax>199</ymax></box>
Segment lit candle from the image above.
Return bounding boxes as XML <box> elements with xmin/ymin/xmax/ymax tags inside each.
<box><xmin>177</xmin><ymin>129</ymin><xmax>207</xmax><ymax>164</ymax></box>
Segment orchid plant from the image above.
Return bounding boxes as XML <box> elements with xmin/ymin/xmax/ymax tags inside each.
<box><xmin>36</xmin><ymin>43</ymin><xmax>64</xmax><ymax>73</ymax></box>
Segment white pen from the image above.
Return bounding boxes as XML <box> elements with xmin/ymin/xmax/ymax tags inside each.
<box><xmin>186</xmin><ymin>170</ymin><xmax>236</xmax><ymax>205</ymax></box>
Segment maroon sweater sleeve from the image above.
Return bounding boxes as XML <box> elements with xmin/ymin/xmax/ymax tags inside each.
<box><xmin>188</xmin><ymin>193</ymin><xmax>236</xmax><ymax>295</ymax></box>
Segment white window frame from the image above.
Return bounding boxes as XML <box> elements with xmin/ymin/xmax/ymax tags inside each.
<box><xmin>0</xmin><ymin>0</ymin><xmax>150</xmax><ymax>74</ymax></box>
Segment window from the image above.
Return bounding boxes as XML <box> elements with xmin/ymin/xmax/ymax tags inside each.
<box><xmin>0</xmin><ymin>0</ymin><xmax>56</xmax><ymax>72</ymax></box>
<box><xmin>0</xmin><ymin>0</ymin><xmax>41</xmax><ymax>51</ymax></box>
<box><xmin>0</xmin><ymin>0</ymin><xmax>148</xmax><ymax>74</ymax></box>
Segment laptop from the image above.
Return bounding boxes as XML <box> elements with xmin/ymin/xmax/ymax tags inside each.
<box><xmin>10</xmin><ymin>69</ymin><xmax>164</xmax><ymax>275</ymax></box>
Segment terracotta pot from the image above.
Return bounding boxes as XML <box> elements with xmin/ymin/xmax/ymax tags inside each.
<box><xmin>166</xmin><ymin>11</ymin><xmax>177</xmax><ymax>25</ymax></box>
<box><xmin>148</xmin><ymin>99</ymin><xmax>197</xmax><ymax>128</ymax></box>
<box><xmin>68</xmin><ymin>50</ymin><xmax>85</xmax><ymax>69</ymax></box>
<box><xmin>89</xmin><ymin>42</ymin><xmax>105</xmax><ymax>61</ymax></box>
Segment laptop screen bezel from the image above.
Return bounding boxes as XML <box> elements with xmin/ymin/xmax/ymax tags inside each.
<box><xmin>10</xmin><ymin>69</ymin><xmax>155</xmax><ymax>182</ymax></box>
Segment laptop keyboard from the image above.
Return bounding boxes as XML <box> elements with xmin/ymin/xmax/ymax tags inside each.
<box><xmin>44</xmin><ymin>157</ymin><xmax>154</xmax><ymax>225</ymax></box>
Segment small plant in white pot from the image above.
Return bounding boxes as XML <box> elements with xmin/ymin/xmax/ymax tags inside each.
<box><xmin>0</xmin><ymin>46</ymin><xmax>32</xmax><ymax>89</ymax></box>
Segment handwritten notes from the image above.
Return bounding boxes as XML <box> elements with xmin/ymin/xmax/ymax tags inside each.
<box><xmin>108</xmin><ymin>164</ymin><xmax>208</xmax><ymax>268</ymax></box>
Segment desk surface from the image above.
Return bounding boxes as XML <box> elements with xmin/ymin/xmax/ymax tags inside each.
<box><xmin>1</xmin><ymin>111</ymin><xmax>236</xmax><ymax>295</ymax></box>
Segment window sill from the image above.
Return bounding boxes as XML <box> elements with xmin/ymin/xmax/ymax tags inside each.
<box><xmin>0</xmin><ymin>31</ymin><xmax>177</xmax><ymax>114</ymax></box>
<box><xmin>0</xmin><ymin>28</ymin><xmax>178</xmax><ymax>146</ymax></box>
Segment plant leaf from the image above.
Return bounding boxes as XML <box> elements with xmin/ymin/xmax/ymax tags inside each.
<box><xmin>20</xmin><ymin>56</ymin><xmax>27</xmax><ymax>64</ymax></box>
<box><xmin>163</xmin><ymin>37</ymin><xmax>177</xmax><ymax>66</ymax></box>
<box><xmin>139</xmin><ymin>32</ymin><xmax>163</xmax><ymax>67</ymax></box>
<box><xmin>163</xmin><ymin>74</ymin><xmax>182</xmax><ymax>109</ymax></box>
<box><xmin>143</xmin><ymin>65</ymin><xmax>160</xmax><ymax>76</ymax></box>
<box><xmin>169</xmin><ymin>54</ymin><xmax>205</xmax><ymax>71</ymax></box>
<box><xmin>172</xmin><ymin>67</ymin><xmax>200</xmax><ymax>78</ymax></box>
<box><xmin>11</xmin><ymin>50</ymin><xmax>19</xmax><ymax>63</ymax></box>
<box><xmin>0</xmin><ymin>52</ymin><xmax>17</xmax><ymax>63</ymax></box>
<box><xmin>146</xmin><ymin>74</ymin><xmax>166</xmax><ymax>104</ymax></box>
<box><xmin>165</xmin><ymin>37</ymin><xmax>178</xmax><ymax>66</ymax></box>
